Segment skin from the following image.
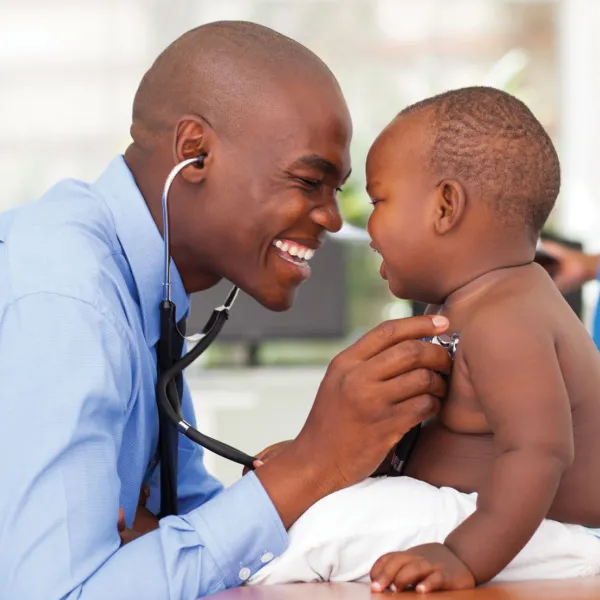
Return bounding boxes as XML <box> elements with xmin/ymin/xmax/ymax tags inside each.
<box><xmin>365</xmin><ymin>111</ymin><xmax>600</xmax><ymax>593</ymax></box>
<box><xmin>117</xmin><ymin>23</ymin><xmax>453</xmax><ymax>541</ymax></box>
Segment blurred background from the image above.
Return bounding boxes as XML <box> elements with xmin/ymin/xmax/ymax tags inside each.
<box><xmin>2</xmin><ymin>0</ymin><xmax>600</xmax><ymax>485</ymax></box>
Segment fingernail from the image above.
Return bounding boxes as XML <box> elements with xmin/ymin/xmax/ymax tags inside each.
<box><xmin>416</xmin><ymin>584</ymin><xmax>426</xmax><ymax>593</ymax></box>
<box><xmin>432</xmin><ymin>315</ymin><xmax>449</xmax><ymax>329</ymax></box>
<box><xmin>390</xmin><ymin>583</ymin><xmax>398</xmax><ymax>593</ymax></box>
<box><xmin>371</xmin><ymin>582</ymin><xmax>383</xmax><ymax>592</ymax></box>
<box><xmin>254</xmin><ymin>460</ymin><xmax>264</xmax><ymax>467</ymax></box>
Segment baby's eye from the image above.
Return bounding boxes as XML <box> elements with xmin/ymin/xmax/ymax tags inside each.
<box><xmin>370</xmin><ymin>199</ymin><xmax>381</xmax><ymax>206</ymax></box>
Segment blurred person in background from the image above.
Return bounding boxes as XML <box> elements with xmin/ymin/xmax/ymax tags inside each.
<box><xmin>540</xmin><ymin>241</ymin><xmax>600</xmax><ymax>349</ymax></box>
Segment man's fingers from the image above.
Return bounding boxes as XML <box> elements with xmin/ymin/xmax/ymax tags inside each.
<box><xmin>242</xmin><ymin>459</ymin><xmax>264</xmax><ymax>476</ymax></box>
<box><xmin>416</xmin><ymin>570</ymin><xmax>445</xmax><ymax>594</ymax></box>
<box><xmin>342</xmin><ymin>316</ymin><xmax>450</xmax><ymax>362</ymax></box>
<box><xmin>119</xmin><ymin>528</ymin><xmax>142</xmax><ymax>547</ymax></box>
<box><xmin>242</xmin><ymin>441</ymin><xmax>291</xmax><ymax>475</ymax></box>
<box><xmin>391</xmin><ymin>394</ymin><xmax>441</xmax><ymax>428</ymax></box>
<box><xmin>257</xmin><ymin>441</ymin><xmax>292</xmax><ymax>461</ymax></box>
<box><xmin>140</xmin><ymin>484</ymin><xmax>150</xmax><ymax>505</ymax></box>
<box><xmin>381</xmin><ymin>365</ymin><xmax>448</xmax><ymax>403</ymax></box>
<box><xmin>117</xmin><ymin>506</ymin><xmax>142</xmax><ymax>547</ymax></box>
<box><xmin>367</xmin><ymin>339</ymin><xmax>452</xmax><ymax>381</ymax></box>
<box><xmin>132</xmin><ymin>506</ymin><xmax>160</xmax><ymax>535</ymax></box>
<box><xmin>117</xmin><ymin>507</ymin><xmax>126</xmax><ymax>533</ymax></box>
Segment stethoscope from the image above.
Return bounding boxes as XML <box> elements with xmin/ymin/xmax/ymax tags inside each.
<box><xmin>155</xmin><ymin>155</ymin><xmax>256</xmax><ymax>517</ymax></box>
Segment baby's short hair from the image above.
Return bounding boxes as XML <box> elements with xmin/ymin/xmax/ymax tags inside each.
<box><xmin>400</xmin><ymin>86</ymin><xmax>560</xmax><ymax>243</ymax></box>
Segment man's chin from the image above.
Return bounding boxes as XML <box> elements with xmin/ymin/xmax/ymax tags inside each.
<box><xmin>242</xmin><ymin>279</ymin><xmax>301</xmax><ymax>313</ymax></box>
<box><xmin>258</xmin><ymin>288</ymin><xmax>299</xmax><ymax>312</ymax></box>
<box><xmin>230</xmin><ymin>261</ymin><xmax>305</xmax><ymax>312</ymax></box>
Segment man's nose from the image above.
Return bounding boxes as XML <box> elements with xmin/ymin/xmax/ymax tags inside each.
<box><xmin>310</xmin><ymin>202</ymin><xmax>343</xmax><ymax>233</ymax></box>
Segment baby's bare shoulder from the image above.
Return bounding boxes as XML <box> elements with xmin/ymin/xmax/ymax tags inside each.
<box><xmin>460</xmin><ymin>293</ymin><xmax>544</xmax><ymax>342</ymax></box>
<box><xmin>459</xmin><ymin>267</ymin><xmax>559</xmax><ymax>341</ymax></box>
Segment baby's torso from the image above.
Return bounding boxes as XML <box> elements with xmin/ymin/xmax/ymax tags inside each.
<box><xmin>405</xmin><ymin>266</ymin><xmax>600</xmax><ymax>526</ymax></box>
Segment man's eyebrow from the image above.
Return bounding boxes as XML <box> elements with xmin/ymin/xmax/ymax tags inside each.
<box><xmin>290</xmin><ymin>154</ymin><xmax>352</xmax><ymax>182</ymax></box>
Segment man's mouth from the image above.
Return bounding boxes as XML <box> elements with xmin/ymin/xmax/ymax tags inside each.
<box><xmin>272</xmin><ymin>239</ymin><xmax>316</xmax><ymax>267</ymax></box>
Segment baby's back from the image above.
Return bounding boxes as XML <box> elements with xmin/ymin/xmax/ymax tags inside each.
<box><xmin>545</xmin><ymin>270</ymin><xmax>600</xmax><ymax>525</ymax></box>
<box><xmin>406</xmin><ymin>264</ymin><xmax>600</xmax><ymax>526</ymax></box>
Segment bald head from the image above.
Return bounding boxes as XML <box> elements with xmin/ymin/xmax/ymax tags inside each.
<box><xmin>130</xmin><ymin>21</ymin><xmax>341</xmax><ymax>149</ymax></box>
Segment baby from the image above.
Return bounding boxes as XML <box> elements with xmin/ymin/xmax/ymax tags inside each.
<box><xmin>249</xmin><ymin>87</ymin><xmax>600</xmax><ymax>593</ymax></box>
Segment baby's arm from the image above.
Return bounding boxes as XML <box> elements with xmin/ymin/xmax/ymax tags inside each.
<box><xmin>444</xmin><ymin>304</ymin><xmax>574</xmax><ymax>583</ymax></box>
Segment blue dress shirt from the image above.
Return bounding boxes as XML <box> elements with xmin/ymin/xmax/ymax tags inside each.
<box><xmin>0</xmin><ymin>156</ymin><xmax>287</xmax><ymax>599</ymax></box>
<box><xmin>594</xmin><ymin>262</ymin><xmax>600</xmax><ymax>350</ymax></box>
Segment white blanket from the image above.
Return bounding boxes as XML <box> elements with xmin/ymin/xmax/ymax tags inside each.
<box><xmin>249</xmin><ymin>476</ymin><xmax>600</xmax><ymax>586</ymax></box>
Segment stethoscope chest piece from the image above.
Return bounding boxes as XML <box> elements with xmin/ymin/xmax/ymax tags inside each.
<box><xmin>430</xmin><ymin>332</ymin><xmax>460</xmax><ymax>360</ymax></box>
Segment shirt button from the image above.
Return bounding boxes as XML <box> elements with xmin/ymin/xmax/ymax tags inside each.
<box><xmin>261</xmin><ymin>552</ymin><xmax>274</xmax><ymax>563</ymax></box>
<box><xmin>239</xmin><ymin>567</ymin><xmax>251</xmax><ymax>581</ymax></box>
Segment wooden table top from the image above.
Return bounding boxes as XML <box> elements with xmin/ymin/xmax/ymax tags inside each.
<box><xmin>212</xmin><ymin>579</ymin><xmax>600</xmax><ymax>599</ymax></box>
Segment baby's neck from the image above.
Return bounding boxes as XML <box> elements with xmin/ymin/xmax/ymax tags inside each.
<box><xmin>432</xmin><ymin>261</ymin><xmax>536</xmax><ymax>317</ymax></box>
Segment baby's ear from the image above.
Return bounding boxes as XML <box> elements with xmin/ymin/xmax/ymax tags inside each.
<box><xmin>433</xmin><ymin>180</ymin><xmax>466</xmax><ymax>234</ymax></box>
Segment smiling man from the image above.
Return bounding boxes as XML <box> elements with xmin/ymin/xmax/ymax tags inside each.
<box><xmin>0</xmin><ymin>21</ymin><xmax>452</xmax><ymax>600</ymax></box>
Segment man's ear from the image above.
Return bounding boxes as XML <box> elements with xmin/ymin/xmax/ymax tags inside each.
<box><xmin>433</xmin><ymin>180</ymin><xmax>466</xmax><ymax>235</ymax></box>
<box><xmin>172</xmin><ymin>115</ymin><xmax>212</xmax><ymax>184</ymax></box>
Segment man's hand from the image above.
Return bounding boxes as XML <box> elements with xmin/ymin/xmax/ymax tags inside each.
<box><xmin>537</xmin><ymin>241</ymin><xmax>599</xmax><ymax>294</ymax></box>
<box><xmin>118</xmin><ymin>507</ymin><xmax>142</xmax><ymax>546</ymax></box>
<box><xmin>255</xmin><ymin>315</ymin><xmax>452</xmax><ymax>529</ymax></box>
<box><xmin>118</xmin><ymin>484</ymin><xmax>160</xmax><ymax>546</ymax></box>
<box><xmin>242</xmin><ymin>440</ymin><xmax>292</xmax><ymax>476</ymax></box>
<box><xmin>370</xmin><ymin>543</ymin><xmax>475</xmax><ymax>594</ymax></box>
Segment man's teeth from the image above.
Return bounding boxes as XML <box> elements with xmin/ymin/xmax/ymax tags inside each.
<box><xmin>273</xmin><ymin>239</ymin><xmax>315</xmax><ymax>261</ymax></box>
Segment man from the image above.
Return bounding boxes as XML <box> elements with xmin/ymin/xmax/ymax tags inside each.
<box><xmin>0</xmin><ymin>22</ymin><xmax>451</xmax><ymax>599</ymax></box>
<box><xmin>541</xmin><ymin>241</ymin><xmax>600</xmax><ymax>348</ymax></box>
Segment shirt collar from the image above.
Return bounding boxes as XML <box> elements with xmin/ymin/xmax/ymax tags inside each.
<box><xmin>94</xmin><ymin>155</ymin><xmax>190</xmax><ymax>348</ymax></box>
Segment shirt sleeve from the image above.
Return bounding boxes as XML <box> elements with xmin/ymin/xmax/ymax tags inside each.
<box><xmin>594</xmin><ymin>262</ymin><xmax>600</xmax><ymax>349</ymax></box>
<box><xmin>0</xmin><ymin>293</ymin><xmax>288</xmax><ymax>600</ymax></box>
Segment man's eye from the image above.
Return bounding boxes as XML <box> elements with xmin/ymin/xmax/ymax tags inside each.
<box><xmin>296</xmin><ymin>177</ymin><xmax>321</xmax><ymax>188</ymax></box>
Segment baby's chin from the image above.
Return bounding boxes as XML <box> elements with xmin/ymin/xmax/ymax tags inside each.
<box><xmin>387</xmin><ymin>276</ymin><xmax>445</xmax><ymax>306</ymax></box>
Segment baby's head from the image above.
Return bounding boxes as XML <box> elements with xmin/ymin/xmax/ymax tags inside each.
<box><xmin>366</xmin><ymin>86</ymin><xmax>560</xmax><ymax>304</ymax></box>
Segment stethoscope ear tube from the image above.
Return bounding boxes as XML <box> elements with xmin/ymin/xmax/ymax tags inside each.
<box><xmin>158</xmin><ymin>156</ymin><xmax>253</xmax><ymax>517</ymax></box>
